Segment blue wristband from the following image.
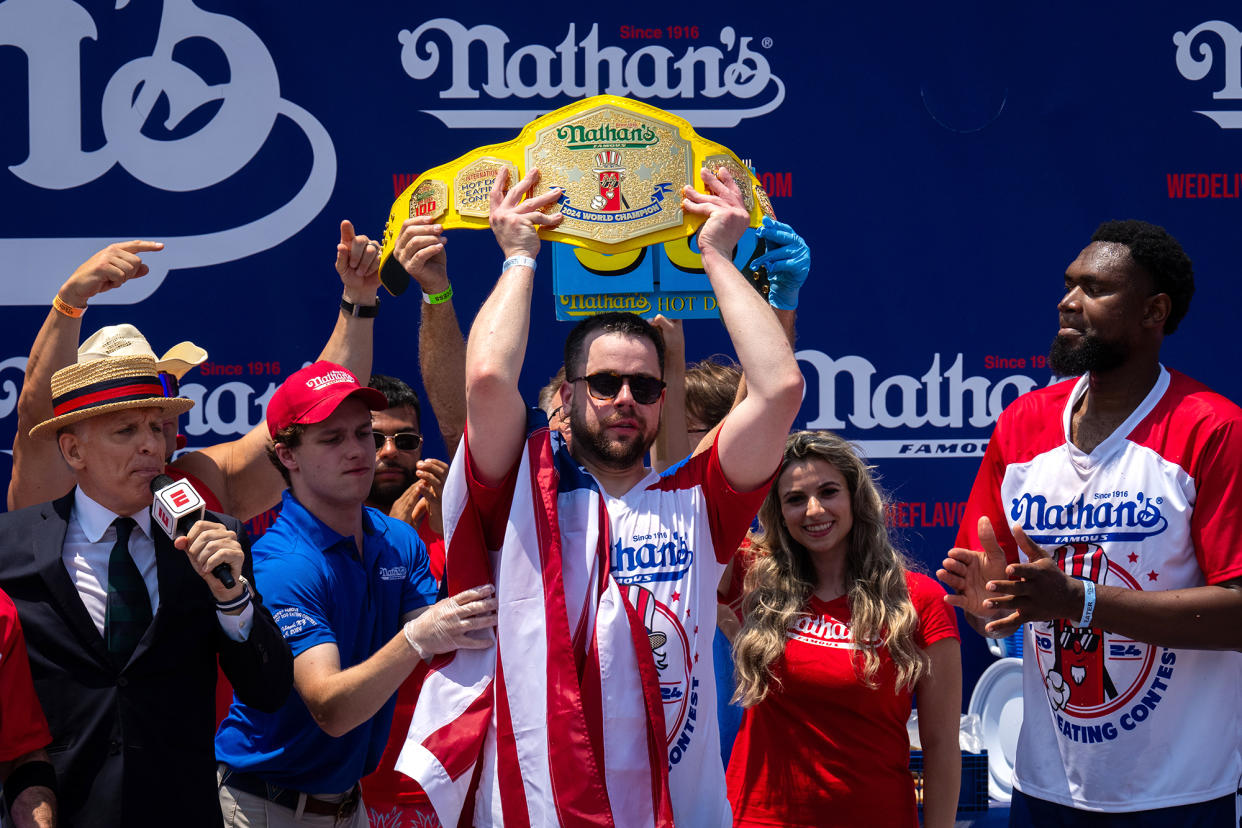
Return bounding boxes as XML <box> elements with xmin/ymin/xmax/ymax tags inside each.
<box><xmin>1074</xmin><ymin>579</ymin><xmax>1097</xmax><ymax>628</ymax></box>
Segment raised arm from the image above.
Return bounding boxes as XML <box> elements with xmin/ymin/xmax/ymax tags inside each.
<box><xmin>464</xmin><ymin>169</ymin><xmax>563</xmax><ymax>485</ymax></box>
<box><xmin>8</xmin><ymin>241</ymin><xmax>164</xmax><ymax>510</ymax></box>
<box><xmin>649</xmin><ymin>316</ymin><xmax>690</xmax><ymax>472</ymax></box>
<box><xmin>681</xmin><ymin>169</ymin><xmax>803</xmax><ymax>491</ymax></box>
<box><xmin>391</xmin><ymin>216</ymin><xmax>466</xmax><ymax>457</ymax></box>
<box><xmin>172</xmin><ymin>221</ymin><xmax>380</xmax><ymax>520</ymax></box>
<box><xmin>689</xmin><ymin>218</ymin><xmax>806</xmax><ymax>461</ymax></box>
<box><xmin>317</xmin><ymin>220</ymin><xmax>381</xmax><ymax>383</ymax></box>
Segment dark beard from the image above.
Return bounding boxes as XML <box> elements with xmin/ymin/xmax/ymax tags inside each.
<box><xmin>1048</xmin><ymin>333</ymin><xmax>1127</xmax><ymax>377</ymax></box>
<box><xmin>368</xmin><ymin>469</ymin><xmax>414</xmax><ymax>512</ymax></box>
<box><xmin>568</xmin><ymin>404</ymin><xmax>652</xmax><ymax>471</ymax></box>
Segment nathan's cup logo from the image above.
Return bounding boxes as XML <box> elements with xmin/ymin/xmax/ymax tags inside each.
<box><xmin>1034</xmin><ymin>542</ymin><xmax>1154</xmax><ymax>719</ymax></box>
<box><xmin>625</xmin><ymin>584</ymin><xmax>691</xmax><ymax>742</ymax></box>
<box><xmin>591</xmin><ymin>150</ymin><xmax>626</xmax><ymax>212</ymax></box>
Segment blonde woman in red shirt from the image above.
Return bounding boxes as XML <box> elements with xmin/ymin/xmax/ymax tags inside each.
<box><xmin>727</xmin><ymin>431</ymin><xmax>962</xmax><ymax>828</ymax></box>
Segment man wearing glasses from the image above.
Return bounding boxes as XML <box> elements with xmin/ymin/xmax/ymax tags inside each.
<box><xmin>364</xmin><ymin>375</ymin><xmax>448</xmax><ymax>571</ymax></box>
<box><xmin>408</xmin><ymin>166</ymin><xmax>803</xmax><ymax>828</ymax></box>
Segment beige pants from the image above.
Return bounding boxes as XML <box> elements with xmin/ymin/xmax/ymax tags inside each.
<box><xmin>217</xmin><ymin>766</ymin><xmax>370</xmax><ymax>828</ymax></box>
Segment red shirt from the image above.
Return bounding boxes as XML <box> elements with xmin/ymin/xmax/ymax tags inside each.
<box><xmin>726</xmin><ymin>572</ymin><xmax>958</xmax><ymax>828</ymax></box>
<box><xmin>0</xmin><ymin>588</ymin><xmax>52</xmax><ymax>761</ymax></box>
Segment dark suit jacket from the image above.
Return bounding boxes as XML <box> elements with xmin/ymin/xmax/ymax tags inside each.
<box><xmin>0</xmin><ymin>492</ymin><xmax>293</xmax><ymax>828</ymax></box>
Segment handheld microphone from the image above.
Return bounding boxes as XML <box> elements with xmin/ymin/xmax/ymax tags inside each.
<box><xmin>150</xmin><ymin>474</ymin><xmax>236</xmax><ymax>589</ymax></box>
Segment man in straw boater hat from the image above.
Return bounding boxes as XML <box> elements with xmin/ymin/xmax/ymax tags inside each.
<box><xmin>0</xmin><ymin>351</ymin><xmax>292</xmax><ymax>828</ymax></box>
<box><xmin>9</xmin><ymin>223</ymin><xmax>385</xmax><ymax>523</ymax></box>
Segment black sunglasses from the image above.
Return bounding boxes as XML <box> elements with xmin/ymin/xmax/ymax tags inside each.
<box><xmin>569</xmin><ymin>372</ymin><xmax>666</xmax><ymax>405</ymax></box>
<box><xmin>373</xmin><ymin>432</ymin><xmax>423</xmax><ymax>451</ymax></box>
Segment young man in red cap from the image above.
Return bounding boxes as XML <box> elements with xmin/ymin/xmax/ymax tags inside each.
<box><xmin>214</xmin><ymin>361</ymin><xmax>496</xmax><ymax>827</ymax></box>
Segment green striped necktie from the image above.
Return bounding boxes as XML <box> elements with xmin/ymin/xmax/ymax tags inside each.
<box><xmin>104</xmin><ymin>516</ymin><xmax>152</xmax><ymax>661</ymax></box>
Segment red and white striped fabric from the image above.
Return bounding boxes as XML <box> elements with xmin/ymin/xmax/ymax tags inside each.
<box><xmin>396</xmin><ymin>428</ymin><xmax>674</xmax><ymax>828</ymax></box>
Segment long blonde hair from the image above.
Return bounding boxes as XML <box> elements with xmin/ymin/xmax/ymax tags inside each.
<box><xmin>732</xmin><ymin>430</ymin><xmax>927</xmax><ymax>706</ymax></box>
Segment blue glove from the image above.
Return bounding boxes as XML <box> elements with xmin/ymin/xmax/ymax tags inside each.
<box><xmin>753</xmin><ymin>216</ymin><xmax>810</xmax><ymax>311</ymax></box>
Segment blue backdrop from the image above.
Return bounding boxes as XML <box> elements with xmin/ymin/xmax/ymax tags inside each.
<box><xmin>3</xmin><ymin>0</ymin><xmax>1241</xmax><ymax>703</ymax></box>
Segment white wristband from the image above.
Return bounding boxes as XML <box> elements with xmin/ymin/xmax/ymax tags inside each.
<box><xmin>502</xmin><ymin>255</ymin><xmax>537</xmax><ymax>274</ymax></box>
<box><xmin>403</xmin><ymin>618</ymin><xmax>429</xmax><ymax>661</ymax></box>
<box><xmin>1075</xmin><ymin>579</ymin><xmax>1097</xmax><ymax>628</ymax></box>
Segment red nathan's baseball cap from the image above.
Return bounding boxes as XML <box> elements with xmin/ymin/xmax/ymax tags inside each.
<box><xmin>266</xmin><ymin>361</ymin><xmax>387</xmax><ymax>438</ymax></box>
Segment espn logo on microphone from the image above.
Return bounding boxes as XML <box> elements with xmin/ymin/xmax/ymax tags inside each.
<box><xmin>152</xmin><ymin>479</ymin><xmax>205</xmax><ymax>538</ymax></box>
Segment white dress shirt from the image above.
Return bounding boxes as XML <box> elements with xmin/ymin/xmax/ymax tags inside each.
<box><xmin>63</xmin><ymin>488</ymin><xmax>253</xmax><ymax>642</ymax></box>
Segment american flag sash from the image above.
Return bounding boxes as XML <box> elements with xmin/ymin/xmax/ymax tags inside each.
<box><xmin>396</xmin><ymin>428</ymin><xmax>674</xmax><ymax>828</ymax></box>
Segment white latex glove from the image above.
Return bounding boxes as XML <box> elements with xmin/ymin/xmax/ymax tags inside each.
<box><xmin>403</xmin><ymin>585</ymin><xmax>497</xmax><ymax>660</ymax></box>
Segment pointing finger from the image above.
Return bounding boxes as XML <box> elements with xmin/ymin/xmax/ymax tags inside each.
<box><xmin>118</xmin><ymin>240</ymin><xmax>165</xmax><ymax>254</ymax></box>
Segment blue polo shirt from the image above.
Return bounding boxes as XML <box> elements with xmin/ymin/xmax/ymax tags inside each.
<box><xmin>214</xmin><ymin>490</ymin><xmax>438</xmax><ymax>793</ymax></box>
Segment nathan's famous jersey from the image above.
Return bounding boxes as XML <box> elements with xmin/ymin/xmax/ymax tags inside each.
<box><xmin>602</xmin><ymin>440</ymin><xmax>771</xmax><ymax>828</ymax></box>
<box><xmin>958</xmin><ymin>366</ymin><xmax>1242</xmax><ymax>812</ymax></box>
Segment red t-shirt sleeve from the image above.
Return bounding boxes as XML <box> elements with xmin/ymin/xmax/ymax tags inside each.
<box><xmin>0</xmin><ymin>592</ymin><xmax>52</xmax><ymax>762</ymax></box>
<box><xmin>674</xmin><ymin>433</ymin><xmax>776</xmax><ymax>565</ymax></box>
<box><xmin>1188</xmin><ymin>417</ymin><xmax>1242</xmax><ymax>584</ymax></box>
<box><xmin>956</xmin><ymin>410</ymin><xmax>1019</xmax><ymax>564</ymax></box>
<box><xmin>461</xmin><ymin>429</ymin><xmax>523</xmax><ymax>552</ymax></box>
<box><xmin>908</xmin><ymin>573</ymin><xmax>960</xmax><ymax>649</ymax></box>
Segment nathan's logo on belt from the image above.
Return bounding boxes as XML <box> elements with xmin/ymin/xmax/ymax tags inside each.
<box><xmin>1009</xmin><ymin>491</ymin><xmax>1168</xmax><ymax>544</ymax></box>
<box><xmin>556</xmin><ymin>125</ymin><xmax>658</xmax><ymax>150</ymax></box>
<box><xmin>610</xmin><ymin>531</ymin><xmax>694</xmax><ymax>584</ymax></box>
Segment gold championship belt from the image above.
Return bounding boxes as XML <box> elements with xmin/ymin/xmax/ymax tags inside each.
<box><xmin>379</xmin><ymin>95</ymin><xmax>774</xmax><ymax>295</ymax></box>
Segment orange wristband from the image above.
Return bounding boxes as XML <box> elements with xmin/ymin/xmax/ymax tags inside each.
<box><xmin>52</xmin><ymin>294</ymin><xmax>86</xmax><ymax>318</ymax></box>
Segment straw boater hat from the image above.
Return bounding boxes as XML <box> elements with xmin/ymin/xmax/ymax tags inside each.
<box><xmin>76</xmin><ymin>324</ymin><xmax>207</xmax><ymax>380</ymax></box>
<box><xmin>29</xmin><ymin>345</ymin><xmax>198</xmax><ymax>440</ymax></box>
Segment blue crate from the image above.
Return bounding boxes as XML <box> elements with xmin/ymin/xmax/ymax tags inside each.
<box><xmin>910</xmin><ymin>749</ymin><xmax>990</xmax><ymax>815</ymax></box>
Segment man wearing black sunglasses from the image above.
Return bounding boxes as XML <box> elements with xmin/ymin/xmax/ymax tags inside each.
<box><xmin>365</xmin><ymin>375</ymin><xmax>437</xmax><ymax>528</ymax></box>
<box><xmin>422</xmin><ymin>165</ymin><xmax>803</xmax><ymax>828</ymax></box>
